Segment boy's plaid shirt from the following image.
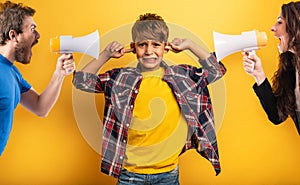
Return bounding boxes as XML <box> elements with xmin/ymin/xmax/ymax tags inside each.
<box><xmin>73</xmin><ymin>54</ymin><xmax>226</xmax><ymax>178</ymax></box>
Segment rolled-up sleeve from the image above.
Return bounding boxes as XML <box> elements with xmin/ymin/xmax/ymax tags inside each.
<box><xmin>72</xmin><ymin>71</ymin><xmax>105</xmax><ymax>93</ymax></box>
<box><xmin>199</xmin><ymin>53</ymin><xmax>226</xmax><ymax>84</ymax></box>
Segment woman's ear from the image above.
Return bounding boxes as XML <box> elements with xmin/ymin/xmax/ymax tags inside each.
<box><xmin>130</xmin><ymin>42</ymin><xmax>136</xmax><ymax>53</ymax></box>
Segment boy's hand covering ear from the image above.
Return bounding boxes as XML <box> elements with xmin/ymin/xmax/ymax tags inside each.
<box><xmin>130</xmin><ymin>42</ymin><xmax>136</xmax><ymax>53</ymax></box>
<box><xmin>165</xmin><ymin>42</ymin><xmax>182</xmax><ymax>53</ymax></box>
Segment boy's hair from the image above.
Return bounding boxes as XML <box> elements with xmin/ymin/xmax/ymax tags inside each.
<box><xmin>131</xmin><ymin>13</ymin><xmax>169</xmax><ymax>43</ymax></box>
<box><xmin>0</xmin><ymin>1</ymin><xmax>35</xmax><ymax>45</ymax></box>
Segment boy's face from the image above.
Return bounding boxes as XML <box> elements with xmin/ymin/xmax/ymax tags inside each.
<box><xmin>134</xmin><ymin>39</ymin><xmax>166</xmax><ymax>72</ymax></box>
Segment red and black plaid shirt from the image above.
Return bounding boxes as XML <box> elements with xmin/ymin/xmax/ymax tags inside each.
<box><xmin>73</xmin><ymin>54</ymin><xmax>226</xmax><ymax>178</ymax></box>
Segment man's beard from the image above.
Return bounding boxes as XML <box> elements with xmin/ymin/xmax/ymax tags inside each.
<box><xmin>15</xmin><ymin>45</ymin><xmax>31</xmax><ymax>64</ymax></box>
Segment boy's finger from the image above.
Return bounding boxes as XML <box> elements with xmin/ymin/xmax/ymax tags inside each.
<box><xmin>124</xmin><ymin>48</ymin><xmax>134</xmax><ymax>53</ymax></box>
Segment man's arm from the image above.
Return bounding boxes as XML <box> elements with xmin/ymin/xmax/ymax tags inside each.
<box><xmin>20</xmin><ymin>54</ymin><xmax>75</xmax><ymax>117</ymax></box>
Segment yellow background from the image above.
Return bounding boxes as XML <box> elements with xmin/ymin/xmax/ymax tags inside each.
<box><xmin>0</xmin><ymin>0</ymin><xmax>299</xmax><ymax>184</ymax></box>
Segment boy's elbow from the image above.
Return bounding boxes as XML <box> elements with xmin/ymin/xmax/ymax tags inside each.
<box><xmin>213</xmin><ymin>71</ymin><xmax>225</xmax><ymax>81</ymax></box>
<box><xmin>219</xmin><ymin>62</ymin><xmax>227</xmax><ymax>75</ymax></box>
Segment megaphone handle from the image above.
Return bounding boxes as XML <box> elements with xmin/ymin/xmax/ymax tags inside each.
<box><xmin>248</xmin><ymin>50</ymin><xmax>255</xmax><ymax>72</ymax></box>
<box><xmin>61</xmin><ymin>52</ymin><xmax>73</xmax><ymax>75</ymax></box>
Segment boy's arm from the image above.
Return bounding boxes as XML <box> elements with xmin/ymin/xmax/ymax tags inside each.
<box><xmin>167</xmin><ymin>38</ymin><xmax>210</xmax><ymax>60</ymax></box>
<box><xmin>81</xmin><ymin>50</ymin><xmax>110</xmax><ymax>74</ymax></box>
<box><xmin>73</xmin><ymin>41</ymin><xmax>133</xmax><ymax>92</ymax></box>
<box><xmin>198</xmin><ymin>53</ymin><xmax>226</xmax><ymax>84</ymax></box>
<box><xmin>167</xmin><ymin>38</ymin><xmax>226</xmax><ymax>84</ymax></box>
<box><xmin>81</xmin><ymin>41</ymin><xmax>132</xmax><ymax>74</ymax></box>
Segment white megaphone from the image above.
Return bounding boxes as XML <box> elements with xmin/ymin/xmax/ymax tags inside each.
<box><xmin>213</xmin><ymin>30</ymin><xmax>267</xmax><ymax>61</ymax></box>
<box><xmin>50</xmin><ymin>30</ymin><xmax>100</xmax><ymax>59</ymax></box>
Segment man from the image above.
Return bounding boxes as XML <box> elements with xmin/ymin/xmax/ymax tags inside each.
<box><xmin>0</xmin><ymin>1</ymin><xmax>75</xmax><ymax>155</ymax></box>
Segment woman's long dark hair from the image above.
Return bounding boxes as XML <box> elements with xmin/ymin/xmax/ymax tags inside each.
<box><xmin>272</xmin><ymin>1</ymin><xmax>300</xmax><ymax>119</ymax></box>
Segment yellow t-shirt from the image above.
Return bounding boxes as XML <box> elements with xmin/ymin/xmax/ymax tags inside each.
<box><xmin>123</xmin><ymin>67</ymin><xmax>188</xmax><ymax>174</ymax></box>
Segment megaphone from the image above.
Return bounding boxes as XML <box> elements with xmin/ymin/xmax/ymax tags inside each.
<box><xmin>213</xmin><ymin>30</ymin><xmax>267</xmax><ymax>61</ymax></box>
<box><xmin>50</xmin><ymin>30</ymin><xmax>100</xmax><ymax>59</ymax></box>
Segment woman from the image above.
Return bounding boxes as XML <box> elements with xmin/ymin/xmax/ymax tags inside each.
<box><xmin>243</xmin><ymin>1</ymin><xmax>300</xmax><ymax>135</ymax></box>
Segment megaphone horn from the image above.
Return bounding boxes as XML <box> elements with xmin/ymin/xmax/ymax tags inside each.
<box><xmin>50</xmin><ymin>30</ymin><xmax>100</xmax><ymax>59</ymax></box>
<box><xmin>213</xmin><ymin>30</ymin><xmax>267</xmax><ymax>61</ymax></box>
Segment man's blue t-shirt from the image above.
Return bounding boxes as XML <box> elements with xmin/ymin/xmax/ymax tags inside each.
<box><xmin>0</xmin><ymin>54</ymin><xmax>31</xmax><ymax>155</ymax></box>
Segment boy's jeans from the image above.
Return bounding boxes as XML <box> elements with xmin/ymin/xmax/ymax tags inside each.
<box><xmin>117</xmin><ymin>166</ymin><xmax>179</xmax><ymax>185</ymax></box>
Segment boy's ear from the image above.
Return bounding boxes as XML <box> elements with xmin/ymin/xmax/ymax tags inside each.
<box><xmin>130</xmin><ymin>42</ymin><xmax>136</xmax><ymax>53</ymax></box>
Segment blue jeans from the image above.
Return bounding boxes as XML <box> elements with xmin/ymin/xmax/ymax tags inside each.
<box><xmin>117</xmin><ymin>166</ymin><xmax>180</xmax><ymax>185</ymax></box>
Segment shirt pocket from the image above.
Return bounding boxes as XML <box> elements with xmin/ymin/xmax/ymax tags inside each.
<box><xmin>111</xmin><ymin>86</ymin><xmax>132</xmax><ymax>109</ymax></box>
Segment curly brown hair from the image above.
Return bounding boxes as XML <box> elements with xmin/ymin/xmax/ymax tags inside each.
<box><xmin>272</xmin><ymin>1</ymin><xmax>300</xmax><ymax>119</ymax></box>
<box><xmin>0</xmin><ymin>1</ymin><xmax>35</xmax><ymax>45</ymax></box>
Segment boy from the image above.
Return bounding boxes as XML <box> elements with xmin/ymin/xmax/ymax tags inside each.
<box><xmin>73</xmin><ymin>13</ymin><xmax>226</xmax><ymax>184</ymax></box>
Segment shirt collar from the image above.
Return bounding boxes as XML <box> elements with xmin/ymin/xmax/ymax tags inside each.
<box><xmin>136</xmin><ymin>60</ymin><xmax>172</xmax><ymax>75</ymax></box>
<box><xmin>0</xmin><ymin>54</ymin><xmax>13</xmax><ymax>66</ymax></box>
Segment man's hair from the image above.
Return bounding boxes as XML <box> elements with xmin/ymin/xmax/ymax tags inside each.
<box><xmin>131</xmin><ymin>13</ymin><xmax>169</xmax><ymax>43</ymax></box>
<box><xmin>0</xmin><ymin>1</ymin><xmax>35</xmax><ymax>45</ymax></box>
